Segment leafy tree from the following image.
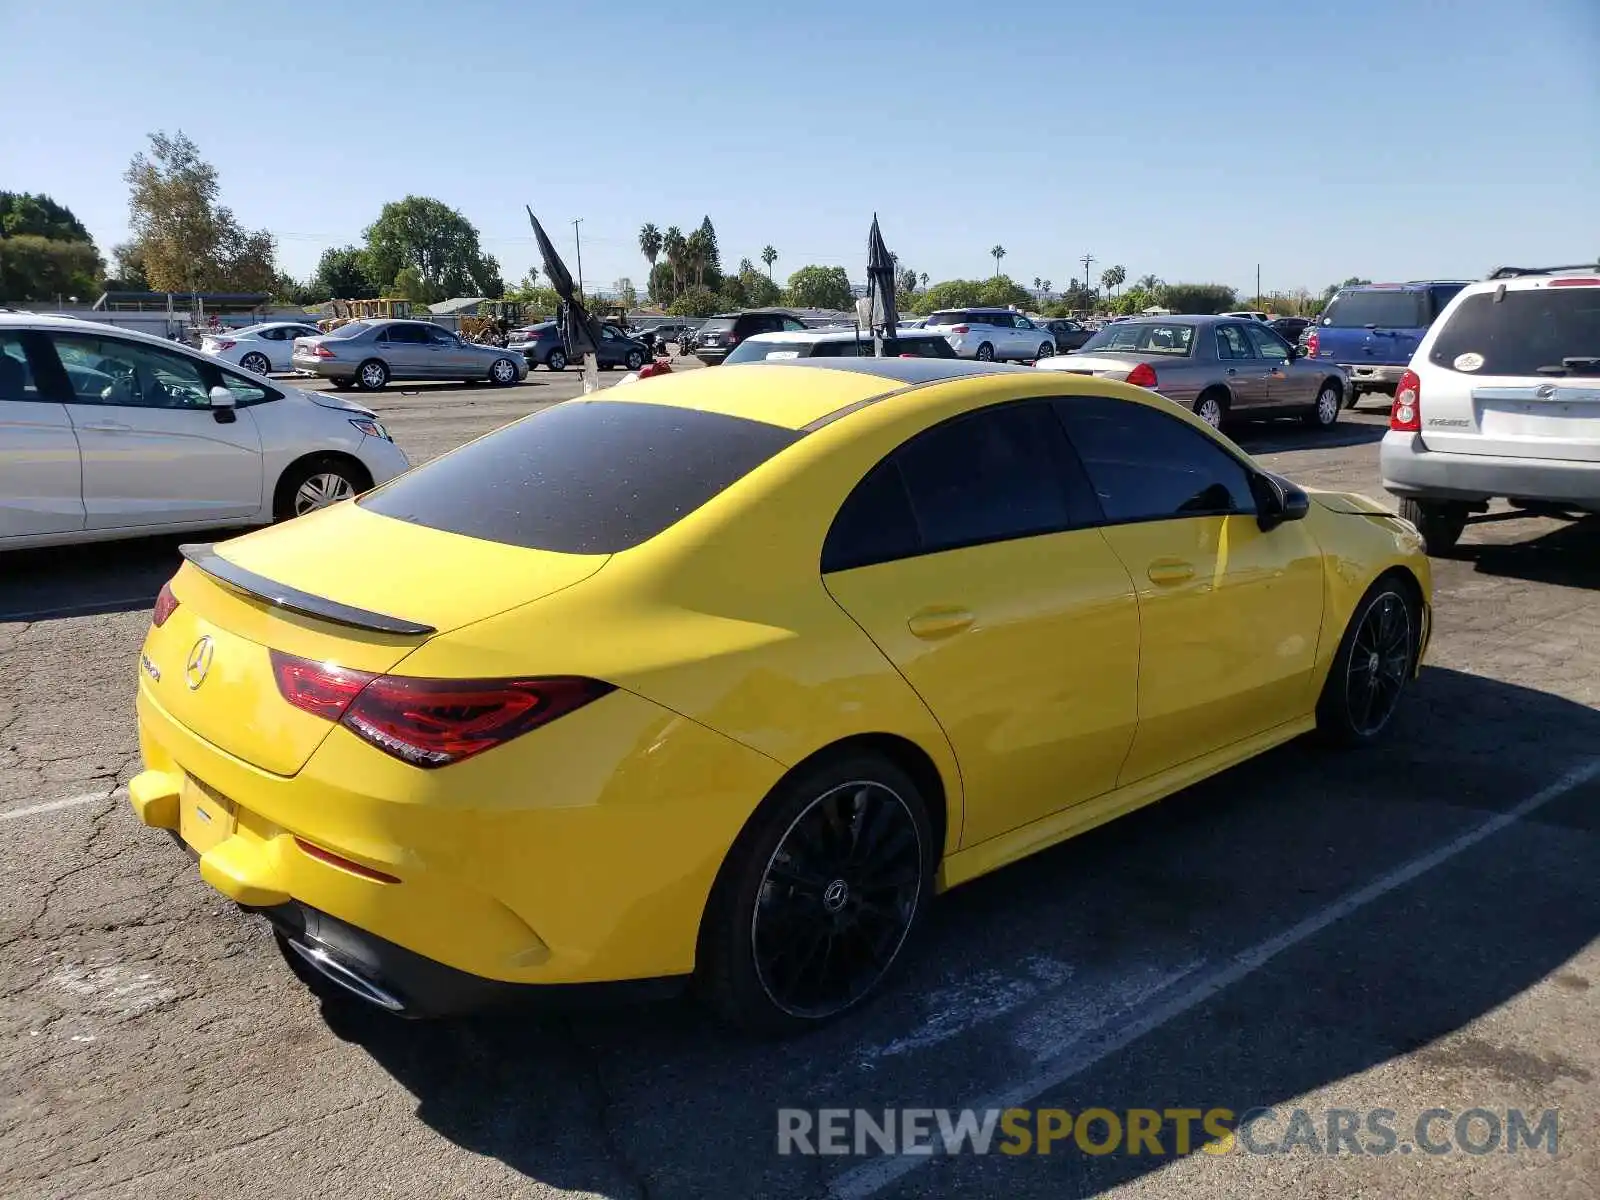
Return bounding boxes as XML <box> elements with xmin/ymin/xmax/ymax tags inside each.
<box><xmin>0</xmin><ymin>236</ymin><xmax>103</xmax><ymax>301</ymax></box>
<box><xmin>388</xmin><ymin>266</ymin><xmax>428</xmax><ymax>303</ymax></box>
<box><xmin>1159</xmin><ymin>282</ymin><xmax>1237</xmax><ymax>314</ymax></box>
<box><xmin>667</xmin><ymin>285</ymin><xmax>720</xmax><ymax>317</ymax></box>
<box><xmin>310</xmin><ymin>245</ymin><xmax>377</xmax><ymax>300</ymax></box>
<box><xmin>0</xmin><ymin>192</ymin><xmax>92</xmax><ymax>242</ymax></box>
<box><xmin>502</xmin><ymin>275</ymin><xmax>560</xmax><ymax>316</ymax></box>
<box><xmin>613</xmin><ymin>277</ymin><xmax>638</xmax><ymax>310</ymax></box>
<box><xmin>913</xmin><ymin>275</ymin><xmax>1033</xmax><ymax>314</ymax></box>
<box><xmin>896</xmin><ymin>265</ymin><xmax>919</xmax><ymax>297</ymax></box>
<box><xmin>761</xmin><ymin>244</ymin><xmax>778</xmax><ymax>278</ymax></box>
<box><xmin>684</xmin><ymin>228</ymin><xmax>711</xmax><ymax>289</ymax></box>
<box><xmin>123</xmin><ymin>130</ymin><xmax>277</xmax><ymax>293</ymax></box>
<box><xmin>638</xmin><ymin>223</ymin><xmax>662</xmax><ymax>270</ymax></box>
<box><xmin>1135</xmin><ymin>273</ymin><xmax>1161</xmax><ymax>293</ymax></box>
<box><xmin>785</xmin><ymin>265</ymin><xmax>853</xmax><ymax>311</ymax></box>
<box><xmin>919</xmin><ymin>272</ymin><xmax>928</xmax><ymax>289</ymax></box>
<box><xmin>363</xmin><ymin>195</ymin><xmax>500</xmax><ymax>304</ymax></box>
<box><xmin>1322</xmin><ymin>276</ymin><xmax>1370</xmax><ymax>300</ymax></box>
<box><xmin>1040</xmin><ymin>278</ymin><xmax>1052</xmax><ymax>294</ymax></box>
<box><xmin>661</xmin><ymin>226</ymin><xmax>686</xmax><ymax>297</ymax></box>
<box><xmin>722</xmin><ymin>260</ymin><xmax>781</xmax><ymax>310</ymax></box>
<box><xmin>269</xmin><ymin>271</ymin><xmax>317</xmax><ymax>306</ymax></box>
<box><xmin>696</xmin><ymin>216</ymin><xmax>721</xmax><ymax>276</ymax></box>
<box><xmin>990</xmin><ymin>245</ymin><xmax>1006</xmax><ymax>277</ymax></box>
<box><xmin>1102</xmin><ymin>264</ymin><xmax>1126</xmax><ymax>296</ymax></box>
<box><xmin>106</xmin><ymin>242</ymin><xmax>148</xmax><ymax>290</ymax></box>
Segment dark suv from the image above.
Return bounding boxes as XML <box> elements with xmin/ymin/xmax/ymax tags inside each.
<box><xmin>1306</xmin><ymin>281</ymin><xmax>1470</xmax><ymax>407</ymax></box>
<box><xmin>692</xmin><ymin>309</ymin><xmax>810</xmax><ymax>365</ymax></box>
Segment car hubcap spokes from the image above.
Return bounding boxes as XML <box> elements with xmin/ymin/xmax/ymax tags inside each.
<box><xmin>1319</xmin><ymin>390</ymin><xmax>1338</xmax><ymax>423</ymax></box>
<box><xmin>362</xmin><ymin>365</ymin><xmax>384</xmax><ymax>387</ymax></box>
<box><xmin>1201</xmin><ymin>400</ymin><xmax>1222</xmax><ymax>427</ymax></box>
<box><xmin>294</xmin><ymin>473</ymin><xmax>354</xmax><ymax>515</ymax></box>
<box><xmin>1346</xmin><ymin>592</ymin><xmax>1412</xmax><ymax>735</ymax></box>
<box><xmin>752</xmin><ymin>782</ymin><xmax>923</xmax><ymax>1019</ymax></box>
<box><xmin>494</xmin><ymin>360</ymin><xmax>513</xmax><ymax>381</ymax></box>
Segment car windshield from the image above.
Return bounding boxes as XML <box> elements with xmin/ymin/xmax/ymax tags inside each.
<box><xmin>360</xmin><ymin>400</ymin><xmax>802</xmax><ymax>553</ymax></box>
<box><xmin>325</xmin><ymin>321</ymin><xmax>374</xmax><ymax>339</ymax></box>
<box><xmin>1079</xmin><ymin>323</ymin><xmax>1195</xmax><ymax>356</ymax></box>
<box><xmin>725</xmin><ymin>338</ymin><xmax>812</xmax><ymax>363</ymax></box>
<box><xmin>1428</xmin><ymin>289</ymin><xmax>1600</xmax><ymax>376</ymax></box>
<box><xmin>1323</xmin><ymin>290</ymin><xmax>1426</xmax><ymax>328</ymax></box>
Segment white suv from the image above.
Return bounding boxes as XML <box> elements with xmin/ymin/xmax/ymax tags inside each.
<box><xmin>1380</xmin><ymin>264</ymin><xmax>1600</xmax><ymax>553</ymax></box>
<box><xmin>922</xmin><ymin>308</ymin><xmax>1059</xmax><ymax>362</ymax></box>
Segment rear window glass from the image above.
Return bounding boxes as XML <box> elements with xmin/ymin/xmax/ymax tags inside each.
<box><xmin>360</xmin><ymin>400</ymin><xmax>801</xmax><ymax>553</ymax></box>
<box><xmin>887</xmin><ymin>335</ymin><xmax>956</xmax><ymax>359</ymax></box>
<box><xmin>725</xmin><ymin>338</ymin><xmax>814</xmax><ymax>363</ymax></box>
<box><xmin>1079</xmin><ymin>323</ymin><xmax>1195</xmax><ymax>356</ymax></box>
<box><xmin>325</xmin><ymin>321</ymin><xmax>373</xmax><ymax>339</ymax></box>
<box><xmin>699</xmin><ymin>317</ymin><xmax>737</xmax><ymax>332</ymax></box>
<box><xmin>1322</xmin><ymin>290</ymin><xmax>1425</xmax><ymax>328</ymax></box>
<box><xmin>926</xmin><ymin>312</ymin><xmax>966</xmax><ymax>327</ymax></box>
<box><xmin>1428</xmin><ymin>289</ymin><xmax>1600</xmax><ymax>377</ymax></box>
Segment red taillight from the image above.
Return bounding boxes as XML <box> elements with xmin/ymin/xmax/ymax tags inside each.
<box><xmin>1391</xmin><ymin>369</ymin><xmax>1421</xmax><ymax>432</ymax></box>
<box><xmin>1305</xmin><ymin>329</ymin><xmax>1320</xmax><ymax>358</ymax></box>
<box><xmin>1125</xmin><ymin>362</ymin><xmax>1159</xmax><ymax>388</ymax></box>
<box><xmin>152</xmin><ymin>582</ymin><xmax>179</xmax><ymax>628</ymax></box>
<box><xmin>294</xmin><ymin>837</ymin><xmax>399</xmax><ymax>884</ymax></box>
<box><xmin>312</xmin><ymin>345</ymin><xmax>335</xmax><ymax>358</ymax></box>
<box><xmin>269</xmin><ymin>651</ymin><xmax>613</xmax><ymax>768</ymax></box>
<box><xmin>216</xmin><ymin>339</ymin><xmax>236</xmax><ymax>350</ymax></box>
<box><xmin>1550</xmin><ymin>277</ymin><xmax>1600</xmax><ymax>287</ymax></box>
<box><xmin>271</xmin><ymin>650</ymin><xmax>376</xmax><ymax>720</ymax></box>
<box><xmin>951</xmin><ymin>325</ymin><xmax>969</xmax><ymax>334</ymax></box>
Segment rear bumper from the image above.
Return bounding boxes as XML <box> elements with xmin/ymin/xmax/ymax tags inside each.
<box><xmin>1381</xmin><ymin>430</ymin><xmax>1600</xmax><ymax>510</ymax></box>
<box><xmin>290</xmin><ymin>358</ymin><xmax>346</xmax><ymax>378</ymax></box>
<box><xmin>693</xmin><ymin>348</ymin><xmax>729</xmax><ymax>364</ymax></box>
<box><xmin>1341</xmin><ymin>363</ymin><xmax>1405</xmax><ymax>389</ymax></box>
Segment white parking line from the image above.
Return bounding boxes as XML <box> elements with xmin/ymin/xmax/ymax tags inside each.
<box><xmin>0</xmin><ymin>787</ymin><xmax>127</xmax><ymax>822</ymax></box>
<box><xmin>829</xmin><ymin>756</ymin><xmax>1600</xmax><ymax>1199</ymax></box>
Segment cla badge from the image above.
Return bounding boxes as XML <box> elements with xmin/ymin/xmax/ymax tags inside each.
<box><xmin>185</xmin><ymin>636</ymin><xmax>215</xmax><ymax>690</ymax></box>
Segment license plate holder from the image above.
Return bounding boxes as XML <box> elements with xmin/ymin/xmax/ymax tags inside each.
<box><xmin>179</xmin><ymin>775</ymin><xmax>237</xmax><ymax>854</ymax></box>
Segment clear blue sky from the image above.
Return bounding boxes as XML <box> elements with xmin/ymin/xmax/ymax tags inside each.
<box><xmin>3</xmin><ymin>0</ymin><xmax>1595</xmax><ymax>297</ymax></box>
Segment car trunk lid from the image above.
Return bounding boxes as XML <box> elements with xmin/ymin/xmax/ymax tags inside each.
<box><xmin>145</xmin><ymin>502</ymin><xmax>608</xmax><ymax>775</ymax></box>
<box><xmin>1037</xmin><ymin>353</ymin><xmax>1139</xmax><ymax>379</ymax></box>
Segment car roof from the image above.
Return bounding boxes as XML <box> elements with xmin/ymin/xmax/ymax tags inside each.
<box><xmin>743</xmin><ymin>328</ymin><xmax>944</xmax><ymax>345</ymax></box>
<box><xmin>0</xmin><ymin>311</ymin><xmax>203</xmax><ymax>352</ymax></box>
<box><xmin>1453</xmin><ymin>273</ymin><xmax>1600</xmax><ymax>296</ymax></box>
<box><xmin>612</xmin><ymin>358</ymin><xmax>1028</xmax><ymax>430</ymax></box>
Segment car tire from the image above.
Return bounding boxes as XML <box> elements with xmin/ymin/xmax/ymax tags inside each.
<box><xmin>488</xmin><ymin>357</ymin><xmax>519</xmax><ymax>387</ymax></box>
<box><xmin>1037</xmin><ymin>341</ymin><xmax>1055</xmax><ymax>362</ymax></box>
<box><xmin>975</xmin><ymin>342</ymin><xmax>995</xmax><ymax>362</ymax></box>
<box><xmin>329</xmin><ymin>378</ymin><xmax>354</xmax><ymax>391</ymax></box>
<box><xmin>545</xmin><ymin>349</ymin><xmax>567</xmax><ymax>372</ymax></box>
<box><xmin>355</xmin><ymin>359</ymin><xmax>389</xmax><ymax>392</ymax></box>
<box><xmin>1303</xmin><ymin>381</ymin><xmax>1342</xmax><ymax>429</ymax></box>
<box><xmin>273</xmin><ymin>454</ymin><xmax>372</xmax><ymax>522</ymax></box>
<box><xmin>1193</xmin><ymin>388</ymin><xmax>1228</xmax><ymax>430</ymax></box>
<box><xmin>697</xmin><ymin>751</ymin><xmax>937</xmax><ymax>1036</ymax></box>
<box><xmin>240</xmin><ymin>352</ymin><xmax>271</xmax><ymax>376</ymax></box>
<box><xmin>1315</xmin><ymin>573</ymin><xmax>1422</xmax><ymax>746</ymax></box>
<box><xmin>624</xmin><ymin>350</ymin><xmax>644</xmax><ymax>372</ymax></box>
<box><xmin>1397</xmin><ymin>497</ymin><xmax>1468</xmax><ymax>555</ymax></box>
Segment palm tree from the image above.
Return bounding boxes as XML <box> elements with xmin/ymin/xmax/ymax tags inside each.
<box><xmin>1102</xmin><ymin>264</ymin><xmax>1126</xmax><ymax>297</ymax></box>
<box><xmin>919</xmin><ymin>272</ymin><xmax>928</xmax><ymax>289</ymax></box>
<box><xmin>638</xmin><ymin>223</ymin><xmax>662</xmax><ymax>271</ymax></box>
<box><xmin>1033</xmin><ymin>276</ymin><xmax>1042</xmax><ymax>292</ymax></box>
<box><xmin>685</xmin><ymin>229</ymin><xmax>709</xmax><ymax>288</ymax></box>
<box><xmin>761</xmin><ymin>244</ymin><xmax>778</xmax><ymax>279</ymax></box>
<box><xmin>990</xmin><ymin>245</ymin><xmax>1006</xmax><ymax>278</ymax></box>
<box><xmin>662</xmin><ymin>226</ymin><xmax>686</xmax><ymax>295</ymax></box>
<box><xmin>1136</xmin><ymin>273</ymin><xmax>1161</xmax><ymax>293</ymax></box>
<box><xmin>1041</xmin><ymin>279</ymin><xmax>1052</xmax><ymax>295</ymax></box>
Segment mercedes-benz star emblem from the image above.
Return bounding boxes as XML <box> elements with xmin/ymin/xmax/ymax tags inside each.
<box><xmin>185</xmin><ymin>636</ymin><xmax>215</xmax><ymax>690</ymax></box>
<box><xmin>1536</xmin><ymin>383</ymin><xmax>1557</xmax><ymax>400</ymax></box>
<box><xmin>822</xmin><ymin>879</ymin><xmax>850</xmax><ymax>913</ymax></box>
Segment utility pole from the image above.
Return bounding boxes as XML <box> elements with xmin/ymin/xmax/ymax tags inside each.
<box><xmin>572</xmin><ymin>218</ymin><xmax>585</xmax><ymax>297</ymax></box>
<box><xmin>1079</xmin><ymin>252</ymin><xmax>1096</xmax><ymax>312</ymax></box>
<box><xmin>1256</xmin><ymin>263</ymin><xmax>1261</xmax><ymax>310</ymax></box>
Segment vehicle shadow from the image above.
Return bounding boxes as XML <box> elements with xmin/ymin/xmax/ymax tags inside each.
<box><xmin>1231</xmin><ymin>419</ymin><xmax>1387</xmax><ymax>454</ymax></box>
<box><xmin>0</xmin><ymin>533</ymin><xmax>199</xmax><ymax>621</ymax></box>
<box><xmin>333</xmin><ymin>665</ymin><xmax>1600</xmax><ymax>1198</ymax></box>
<box><xmin>1454</xmin><ymin>513</ymin><xmax>1600</xmax><ymax>591</ymax></box>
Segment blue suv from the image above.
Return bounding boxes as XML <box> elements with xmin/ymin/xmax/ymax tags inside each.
<box><xmin>1306</xmin><ymin>281</ymin><xmax>1470</xmax><ymax>408</ymax></box>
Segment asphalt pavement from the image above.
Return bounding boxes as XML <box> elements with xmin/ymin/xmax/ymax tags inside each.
<box><xmin>3</xmin><ymin>375</ymin><xmax>1598</xmax><ymax>1200</ymax></box>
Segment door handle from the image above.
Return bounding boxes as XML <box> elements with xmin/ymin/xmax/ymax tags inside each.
<box><xmin>1146</xmin><ymin>559</ymin><xmax>1195</xmax><ymax>586</ymax></box>
<box><xmin>83</xmin><ymin>421</ymin><xmax>131</xmax><ymax>432</ymax></box>
<box><xmin>907</xmin><ymin>607</ymin><xmax>974</xmax><ymax>639</ymax></box>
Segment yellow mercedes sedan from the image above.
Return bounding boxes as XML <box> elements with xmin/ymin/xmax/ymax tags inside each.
<box><xmin>129</xmin><ymin>358</ymin><xmax>1430</xmax><ymax>1032</ymax></box>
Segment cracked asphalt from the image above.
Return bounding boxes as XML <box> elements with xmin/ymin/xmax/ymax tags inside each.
<box><xmin>4</xmin><ymin>375</ymin><xmax>1599</xmax><ymax>1200</ymax></box>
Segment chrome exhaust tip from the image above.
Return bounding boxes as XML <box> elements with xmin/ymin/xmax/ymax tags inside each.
<box><xmin>287</xmin><ymin>938</ymin><xmax>407</xmax><ymax>1014</ymax></box>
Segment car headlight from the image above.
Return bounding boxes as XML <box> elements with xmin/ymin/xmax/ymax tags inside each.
<box><xmin>349</xmin><ymin>418</ymin><xmax>391</xmax><ymax>441</ymax></box>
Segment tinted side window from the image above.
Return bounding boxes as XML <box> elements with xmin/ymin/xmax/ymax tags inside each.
<box><xmin>0</xmin><ymin>332</ymin><xmax>46</xmax><ymax>401</ymax></box>
<box><xmin>1244</xmin><ymin>324</ymin><xmax>1290</xmax><ymax>362</ymax></box>
<box><xmin>1428</xmin><ymin>285</ymin><xmax>1465</xmax><ymax>322</ymax></box>
<box><xmin>821</xmin><ymin>461</ymin><xmax>920</xmax><ymax>572</ymax></box>
<box><xmin>382</xmin><ymin>324</ymin><xmax>428</xmax><ymax>345</ymax></box>
<box><xmin>781</xmin><ymin>318</ymin><xmax>807</xmax><ymax>331</ymax></box>
<box><xmin>1055</xmin><ymin>396</ymin><xmax>1255</xmax><ymax>522</ymax></box>
<box><xmin>1215</xmin><ymin>325</ymin><xmax>1254</xmax><ymax>360</ymax></box>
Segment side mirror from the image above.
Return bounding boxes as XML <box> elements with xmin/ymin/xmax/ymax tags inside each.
<box><xmin>1252</xmin><ymin>471</ymin><xmax>1310</xmax><ymax>532</ymax></box>
<box><xmin>1287</xmin><ymin>344</ymin><xmax>1304</xmax><ymax>360</ymax></box>
<box><xmin>209</xmin><ymin>385</ymin><xmax>238</xmax><ymax>424</ymax></box>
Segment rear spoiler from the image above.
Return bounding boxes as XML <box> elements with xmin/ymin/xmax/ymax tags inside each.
<box><xmin>178</xmin><ymin>544</ymin><xmax>435</xmax><ymax>636</ymax></box>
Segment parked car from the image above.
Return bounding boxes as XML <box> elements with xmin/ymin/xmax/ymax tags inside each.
<box><xmin>922</xmin><ymin>308</ymin><xmax>1059</xmax><ymax>362</ymax></box>
<box><xmin>1220</xmin><ymin>311</ymin><xmax>1271</xmax><ymax>323</ymax></box>
<box><xmin>0</xmin><ymin>314</ymin><xmax>408</xmax><ymax>549</ymax></box>
<box><xmin>128</xmin><ymin>355</ymin><xmax>1429</xmax><ymax>1030</ymax></box>
<box><xmin>724</xmin><ymin>328</ymin><xmax>958</xmax><ymax>363</ymax></box>
<box><xmin>291</xmin><ymin>320</ymin><xmax>526</xmax><ymax>391</ymax></box>
<box><xmin>1380</xmin><ymin>263</ymin><xmax>1600</xmax><ymax>553</ymax></box>
<box><xmin>692</xmin><ymin>309</ymin><xmax>811</xmax><ymax>365</ymax></box>
<box><xmin>1270</xmin><ymin>316</ymin><xmax>1312</xmax><ymax>344</ymax></box>
<box><xmin>1036</xmin><ymin>315</ymin><xmax>1348</xmax><ymax>430</ymax></box>
<box><xmin>1306</xmin><ymin>281</ymin><xmax>1471</xmax><ymax>408</ymax></box>
<box><xmin>508</xmin><ymin>321</ymin><xmax>649</xmax><ymax>372</ymax></box>
<box><xmin>1037</xmin><ymin>317</ymin><xmax>1093</xmax><ymax>354</ymax></box>
<box><xmin>201</xmin><ymin>321</ymin><xmax>323</xmax><ymax>376</ymax></box>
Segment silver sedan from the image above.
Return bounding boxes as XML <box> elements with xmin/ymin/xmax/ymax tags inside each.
<box><xmin>291</xmin><ymin>319</ymin><xmax>527</xmax><ymax>392</ymax></box>
<box><xmin>1036</xmin><ymin>314</ymin><xmax>1348</xmax><ymax>430</ymax></box>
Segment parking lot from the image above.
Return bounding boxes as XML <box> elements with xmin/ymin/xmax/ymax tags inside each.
<box><xmin>3</xmin><ymin>377</ymin><xmax>1599</xmax><ymax>1200</ymax></box>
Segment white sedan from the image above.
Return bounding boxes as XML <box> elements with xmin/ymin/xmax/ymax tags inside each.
<box><xmin>0</xmin><ymin>314</ymin><xmax>410</xmax><ymax>551</ymax></box>
<box><xmin>200</xmin><ymin>321</ymin><xmax>323</xmax><ymax>376</ymax></box>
